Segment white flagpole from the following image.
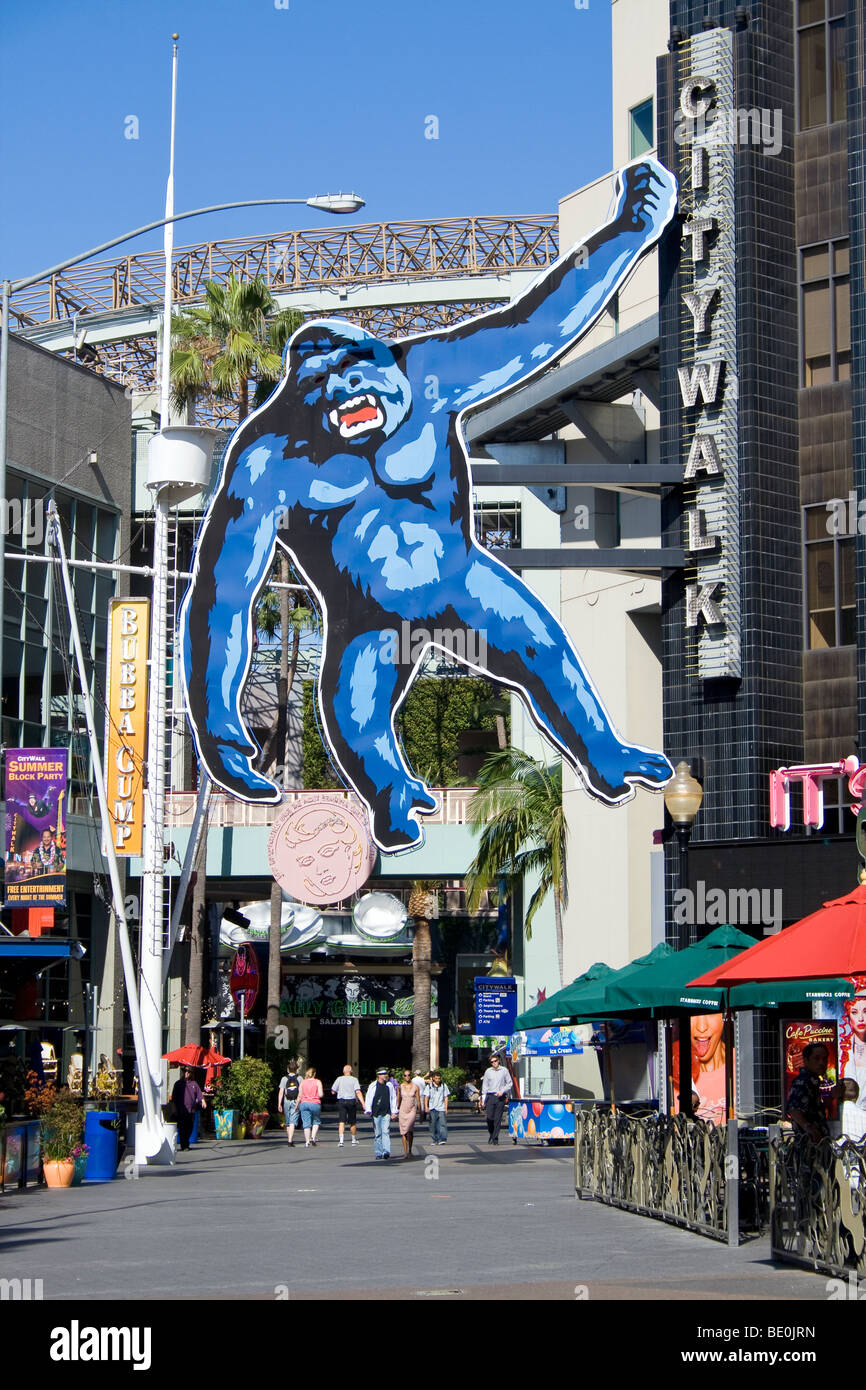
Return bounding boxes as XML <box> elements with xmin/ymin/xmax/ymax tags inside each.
<box><xmin>159</xmin><ymin>33</ymin><xmax>179</xmax><ymax>427</ymax></box>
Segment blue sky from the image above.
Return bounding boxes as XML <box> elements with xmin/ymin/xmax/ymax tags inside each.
<box><xmin>0</xmin><ymin>0</ymin><xmax>613</xmax><ymax>283</ymax></box>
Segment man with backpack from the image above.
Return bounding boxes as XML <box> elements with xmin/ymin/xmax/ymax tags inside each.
<box><xmin>278</xmin><ymin>1066</ymin><xmax>301</xmax><ymax>1148</ymax></box>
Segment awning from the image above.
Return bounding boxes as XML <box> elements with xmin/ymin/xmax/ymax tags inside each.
<box><xmin>0</xmin><ymin>939</ymin><xmax>76</xmax><ymax>960</ymax></box>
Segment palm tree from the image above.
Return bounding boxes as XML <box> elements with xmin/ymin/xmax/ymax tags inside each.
<box><xmin>408</xmin><ymin>884</ymin><xmax>437</xmax><ymax>1075</ymax></box>
<box><xmin>170</xmin><ymin>273</ymin><xmax>301</xmax><ymax>424</ymax></box>
<box><xmin>464</xmin><ymin>749</ymin><xmax>568</xmax><ymax>986</ymax></box>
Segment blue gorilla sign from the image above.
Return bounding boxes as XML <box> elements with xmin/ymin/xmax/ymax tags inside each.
<box><xmin>180</xmin><ymin>159</ymin><xmax>678</xmax><ymax>852</ymax></box>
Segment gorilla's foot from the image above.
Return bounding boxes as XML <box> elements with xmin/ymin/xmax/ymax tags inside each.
<box><xmin>367</xmin><ymin>780</ymin><xmax>437</xmax><ymax>851</ymax></box>
<box><xmin>206</xmin><ymin>743</ymin><xmax>281</xmax><ymax>803</ymax></box>
<box><xmin>406</xmin><ymin>779</ymin><xmax>438</xmax><ymax>814</ymax></box>
<box><xmin>581</xmin><ymin>744</ymin><xmax>674</xmax><ymax>806</ymax></box>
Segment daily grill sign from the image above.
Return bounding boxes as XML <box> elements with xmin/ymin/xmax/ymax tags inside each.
<box><xmin>676</xmin><ymin>28</ymin><xmax>741</xmax><ymax>679</ymax></box>
<box><xmin>105</xmin><ymin>599</ymin><xmax>149</xmax><ymax>855</ymax></box>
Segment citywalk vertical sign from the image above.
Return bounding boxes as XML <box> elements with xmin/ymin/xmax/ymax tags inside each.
<box><xmin>675</xmin><ymin>26</ymin><xmax>742</xmax><ymax>679</ymax></box>
<box><xmin>105</xmin><ymin>599</ymin><xmax>150</xmax><ymax>855</ymax></box>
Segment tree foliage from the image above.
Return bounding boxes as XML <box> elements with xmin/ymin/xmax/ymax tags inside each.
<box><xmin>464</xmin><ymin>748</ymin><xmax>568</xmax><ymax>981</ymax></box>
<box><xmin>300</xmin><ymin>674</ymin><xmax>504</xmax><ymax>790</ymax></box>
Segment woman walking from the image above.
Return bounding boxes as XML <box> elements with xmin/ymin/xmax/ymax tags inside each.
<box><xmin>299</xmin><ymin>1067</ymin><xmax>323</xmax><ymax>1147</ymax></box>
<box><xmin>398</xmin><ymin>1069</ymin><xmax>422</xmax><ymax>1158</ymax></box>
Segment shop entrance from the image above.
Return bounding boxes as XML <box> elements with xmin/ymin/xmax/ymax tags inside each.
<box><xmin>306</xmin><ymin>1022</ymin><xmax>355</xmax><ymax>1100</ymax></box>
<box><xmin>358</xmin><ymin>1020</ymin><xmax>413</xmax><ymax>1081</ymax></box>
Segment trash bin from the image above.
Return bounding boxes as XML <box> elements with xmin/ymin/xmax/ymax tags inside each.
<box><xmin>83</xmin><ymin>1111</ymin><xmax>120</xmax><ymax>1182</ymax></box>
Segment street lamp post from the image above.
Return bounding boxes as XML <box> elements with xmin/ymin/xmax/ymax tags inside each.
<box><xmin>0</xmin><ymin>189</ymin><xmax>364</xmax><ymax>1159</ymax></box>
<box><xmin>664</xmin><ymin>760</ymin><xmax>703</xmax><ymax>1120</ymax></box>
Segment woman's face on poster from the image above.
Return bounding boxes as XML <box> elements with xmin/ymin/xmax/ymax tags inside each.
<box><xmin>691</xmin><ymin>1013</ymin><xmax>724</xmax><ymax>1066</ymax></box>
<box><xmin>846</xmin><ymin>997</ymin><xmax>866</xmax><ymax>1040</ymax></box>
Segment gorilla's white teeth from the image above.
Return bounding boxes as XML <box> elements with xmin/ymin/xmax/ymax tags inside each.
<box><xmin>329</xmin><ymin>392</ymin><xmax>384</xmax><ymax>437</ymax></box>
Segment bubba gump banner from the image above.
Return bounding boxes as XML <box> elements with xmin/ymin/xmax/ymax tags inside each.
<box><xmin>4</xmin><ymin>748</ymin><xmax>68</xmax><ymax>907</ymax></box>
<box><xmin>105</xmin><ymin>599</ymin><xmax>149</xmax><ymax>856</ymax></box>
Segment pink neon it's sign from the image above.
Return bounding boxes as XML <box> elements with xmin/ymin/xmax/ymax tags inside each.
<box><xmin>769</xmin><ymin>757</ymin><xmax>864</xmax><ymax>831</ymax></box>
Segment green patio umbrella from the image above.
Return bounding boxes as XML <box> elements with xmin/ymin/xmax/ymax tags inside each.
<box><xmin>553</xmin><ymin>941</ymin><xmax>677</xmax><ymax>1020</ymax></box>
<box><xmin>581</xmin><ymin>926</ymin><xmax>758</xmax><ymax>1017</ymax></box>
<box><xmin>680</xmin><ymin>976</ymin><xmax>855</xmax><ymax>1012</ymax></box>
<box><xmin>513</xmin><ymin>961</ymin><xmax>616</xmax><ymax>1031</ymax></box>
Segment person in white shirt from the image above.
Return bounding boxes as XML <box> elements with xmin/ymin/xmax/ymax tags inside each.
<box><xmin>331</xmin><ymin>1064</ymin><xmax>364</xmax><ymax>1147</ymax></box>
<box><xmin>480</xmin><ymin>1053</ymin><xmax>512</xmax><ymax>1145</ymax></box>
<box><xmin>364</xmin><ymin>1068</ymin><xmax>399</xmax><ymax>1159</ymax></box>
<box><xmin>424</xmin><ymin>1071</ymin><xmax>450</xmax><ymax>1144</ymax></box>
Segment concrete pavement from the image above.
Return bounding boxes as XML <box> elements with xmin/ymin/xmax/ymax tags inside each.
<box><xmin>0</xmin><ymin>1114</ymin><xmax>837</xmax><ymax>1301</ymax></box>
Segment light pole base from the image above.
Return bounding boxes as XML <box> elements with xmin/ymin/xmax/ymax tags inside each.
<box><xmin>134</xmin><ymin>1119</ymin><xmax>176</xmax><ymax>1167</ymax></box>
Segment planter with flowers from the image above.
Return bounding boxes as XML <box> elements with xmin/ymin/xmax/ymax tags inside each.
<box><xmin>212</xmin><ymin>1074</ymin><xmax>239</xmax><ymax>1140</ymax></box>
<box><xmin>41</xmin><ymin>1090</ymin><xmax>85</xmax><ymax>1189</ymax></box>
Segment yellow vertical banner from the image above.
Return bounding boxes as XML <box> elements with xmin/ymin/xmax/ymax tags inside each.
<box><xmin>105</xmin><ymin>599</ymin><xmax>150</xmax><ymax>856</ymax></box>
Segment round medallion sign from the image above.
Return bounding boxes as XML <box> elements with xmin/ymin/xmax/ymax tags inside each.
<box><xmin>267</xmin><ymin>795</ymin><xmax>375</xmax><ymax>906</ymax></box>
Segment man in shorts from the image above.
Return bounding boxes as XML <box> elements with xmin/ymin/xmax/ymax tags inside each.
<box><xmin>331</xmin><ymin>1064</ymin><xmax>364</xmax><ymax>1147</ymax></box>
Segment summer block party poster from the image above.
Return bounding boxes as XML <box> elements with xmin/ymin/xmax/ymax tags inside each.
<box><xmin>4</xmin><ymin>747</ymin><xmax>68</xmax><ymax>908</ymax></box>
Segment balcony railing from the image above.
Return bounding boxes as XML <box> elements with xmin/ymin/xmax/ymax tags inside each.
<box><xmin>164</xmin><ymin>787</ymin><xmax>478</xmax><ymax>829</ymax></box>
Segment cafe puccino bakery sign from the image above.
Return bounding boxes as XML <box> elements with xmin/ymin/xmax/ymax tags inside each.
<box><xmin>676</xmin><ymin>27</ymin><xmax>741</xmax><ymax>680</ymax></box>
<box><xmin>105</xmin><ymin>599</ymin><xmax>150</xmax><ymax>855</ymax></box>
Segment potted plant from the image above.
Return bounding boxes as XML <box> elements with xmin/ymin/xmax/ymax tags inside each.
<box><xmin>70</xmin><ymin>1141</ymin><xmax>89</xmax><ymax>1186</ymax></box>
<box><xmin>229</xmin><ymin>1058</ymin><xmax>273</xmax><ymax>1138</ymax></box>
<box><xmin>84</xmin><ymin>1068</ymin><xmax>121</xmax><ymax>1181</ymax></box>
<box><xmin>212</xmin><ymin>1074</ymin><xmax>239</xmax><ymax>1140</ymax></box>
<box><xmin>40</xmin><ymin>1089</ymin><xmax>84</xmax><ymax>1188</ymax></box>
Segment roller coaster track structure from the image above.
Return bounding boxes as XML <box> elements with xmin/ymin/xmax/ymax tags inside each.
<box><xmin>11</xmin><ymin>214</ymin><xmax>560</xmax><ymax>421</ymax></box>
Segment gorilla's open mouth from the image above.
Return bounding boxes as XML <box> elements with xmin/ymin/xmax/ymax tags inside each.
<box><xmin>328</xmin><ymin>392</ymin><xmax>385</xmax><ymax>438</ymax></box>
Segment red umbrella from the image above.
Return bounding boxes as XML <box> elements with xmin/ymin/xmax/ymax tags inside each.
<box><xmin>689</xmin><ymin>882</ymin><xmax>866</xmax><ymax>988</ymax></box>
<box><xmin>162</xmin><ymin>1043</ymin><xmax>231</xmax><ymax>1068</ymax></box>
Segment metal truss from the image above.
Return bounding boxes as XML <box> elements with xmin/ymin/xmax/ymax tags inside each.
<box><xmin>9</xmin><ymin>215</ymin><xmax>557</xmax><ymax>327</ymax></box>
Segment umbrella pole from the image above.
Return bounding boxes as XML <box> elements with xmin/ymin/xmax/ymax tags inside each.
<box><xmin>605</xmin><ymin>1023</ymin><xmax>616</xmax><ymax>1115</ymax></box>
<box><xmin>724</xmin><ymin>992</ymin><xmax>738</xmax><ymax>1247</ymax></box>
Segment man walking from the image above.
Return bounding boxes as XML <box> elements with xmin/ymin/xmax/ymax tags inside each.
<box><xmin>481</xmin><ymin>1053</ymin><xmax>512</xmax><ymax>1145</ymax></box>
<box><xmin>331</xmin><ymin>1064</ymin><xmax>364</xmax><ymax>1147</ymax></box>
<box><xmin>364</xmin><ymin>1067</ymin><xmax>398</xmax><ymax>1160</ymax></box>
<box><xmin>425</xmin><ymin>1070</ymin><xmax>450</xmax><ymax>1145</ymax></box>
<box><xmin>171</xmin><ymin>1065</ymin><xmax>206</xmax><ymax>1152</ymax></box>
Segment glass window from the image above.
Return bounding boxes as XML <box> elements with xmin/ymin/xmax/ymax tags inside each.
<box><xmin>799</xmin><ymin>26</ymin><xmax>827</xmax><ymax>130</ymax></box>
<box><xmin>629</xmin><ymin>99</ymin><xmax>654</xmax><ymax>158</ymax></box>
<box><xmin>474</xmin><ymin>501</ymin><xmax>521</xmax><ymax>550</ymax></box>
<box><xmin>830</xmin><ymin>20</ymin><xmax>847</xmax><ymax>122</ymax></box>
<box><xmin>802</xmin><ymin>245</ymin><xmax>830</xmax><ymax>279</ymax></box>
<box><xmin>800</xmin><ymin>239</ymin><xmax>850</xmax><ymax>386</ymax></box>
<box><xmin>804</xmin><ymin>505</ymin><xmax>855</xmax><ymax>649</ymax></box>
<box><xmin>797</xmin><ymin>2</ymin><xmax>847</xmax><ymax>130</ymax></box>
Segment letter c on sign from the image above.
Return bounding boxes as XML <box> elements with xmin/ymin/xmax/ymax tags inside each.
<box><xmin>116</xmin><ymin>747</ymin><xmax>135</xmax><ymax>773</ymax></box>
<box><xmin>680</xmin><ymin>76</ymin><xmax>715</xmax><ymax>119</ymax></box>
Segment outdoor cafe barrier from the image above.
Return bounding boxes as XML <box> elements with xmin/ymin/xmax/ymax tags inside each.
<box><xmin>574</xmin><ymin>1107</ymin><xmax>775</xmax><ymax>1243</ymax></box>
<box><xmin>575</xmin><ymin>1107</ymin><xmax>730</xmax><ymax>1241</ymax></box>
<box><xmin>770</xmin><ymin>1127</ymin><xmax>866</xmax><ymax>1278</ymax></box>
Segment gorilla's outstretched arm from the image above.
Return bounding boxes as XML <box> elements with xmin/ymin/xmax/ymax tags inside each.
<box><xmin>405</xmin><ymin>160</ymin><xmax>677</xmax><ymax>408</ymax></box>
